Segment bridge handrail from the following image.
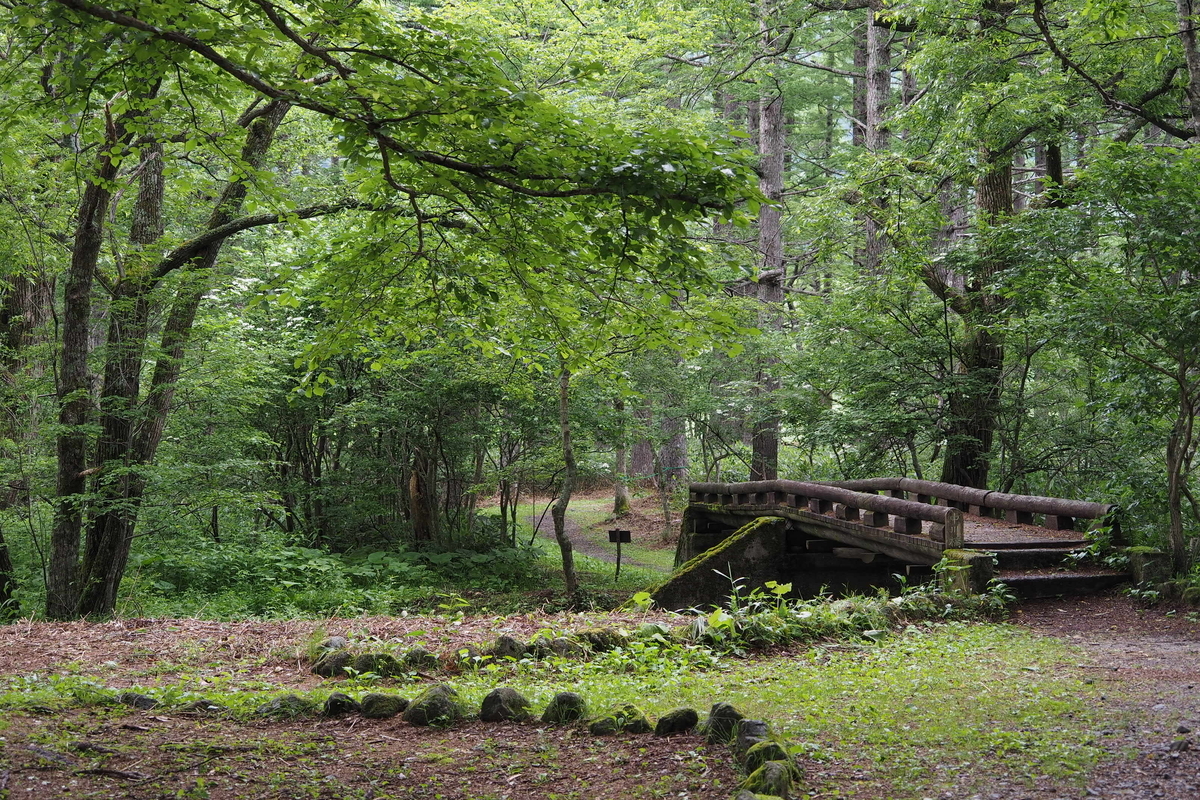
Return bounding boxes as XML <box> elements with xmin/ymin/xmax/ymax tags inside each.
<box><xmin>689</xmin><ymin>479</ymin><xmax>964</xmax><ymax>548</ymax></box>
<box><xmin>823</xmin><ymin>477</ymin><xmax>1117</xmax><ymax>521</ymax></box>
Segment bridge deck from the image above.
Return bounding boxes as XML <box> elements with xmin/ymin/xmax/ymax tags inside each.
<box><xmin>962</xmin><ymin>514</ymin><xmax>1087</xmax><ymax>548</ymax></box>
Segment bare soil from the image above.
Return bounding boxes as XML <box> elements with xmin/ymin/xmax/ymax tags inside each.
<box><xmin>1</xmin><ymin>594</ymin><xmax>1198</xmax><ymax>799</ymax></box>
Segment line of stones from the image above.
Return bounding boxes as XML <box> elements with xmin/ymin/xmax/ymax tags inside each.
<box><xmin>115</xmin><ymin>683</ymin><xmax>802</xmax><ymax>799</ymax></box>
<box><xmin>310</xmin><ymin>628</ymin><xmax>627</xmax><ymax>679</ymax></box>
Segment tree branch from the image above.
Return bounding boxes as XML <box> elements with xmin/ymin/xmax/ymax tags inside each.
<box><xmin>1033</xmin><ymin>0</ymin><xmax>1192</xmax><ymax>139</ymax></box>
<box><xmin>151</xmin><ymin>201</ymin><xmax>364</xmax><ymax>279</ymax></box>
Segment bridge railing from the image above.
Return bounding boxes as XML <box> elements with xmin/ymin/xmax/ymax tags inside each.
<box><xmin>689</xmin><ymin>479</ymin><xmax>964</xmax><ymax>549</ymax></box>
<box><xmin>822</xmin><ymin>477</ymin><xmax>1118</xmax><ymax>533</ymax></box>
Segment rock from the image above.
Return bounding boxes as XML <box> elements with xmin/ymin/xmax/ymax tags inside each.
<box><xmin>480</xmin><ymin>687</ymin><xmax>532</xmax><ymax>722</ymax></box>
<box><xmin>255</xmin><ymin>694</ymin><xmax>317</xmax><ymax>719</ymax></box>
<box><xmin>736</xmin><ymin>719</ymin><xmax>770</xmax><ymax>759</ymax></box>
<box><xmin>548</xmin><ymin>637</ymin><xmax>587</xmax><ymax>658</ymax></box>
<box><xmin>740</xmin><ymin>760</ymin><xmax>793</xmax><ymax>799</ymax></box>
<box><xmin>352</xmin><ymin>652</ymin><xmax>402</xmax><ymax>677</ymax></box>
<box><xmin>589</xmin><ymin>704</ymin><xmax>651</xmax><ymax>736</ymax></box>
<box><xmin>655</xmin><ymin>708</ymin><xmax>699</xmax><ymax>736</ymax></box>
<box><xmin>731</xmin><ymin>792</ymin><xmax>782</xmax><ymax>800</ymax></box>
<box><xmin>312</xmin><ymin>650</ymin><xmax>352</xmax><ymax>678</ymax></box>
<box><xmin>322</xmin><ymin>692</ymin><xmax>361</xmax><ymax>716</ymax></box>
<box><xmin>700</xmin><ymin>702</ymin><xmax>744</xmax><ymax>744</ymax></box>
<box><xmin>1178</xmin><ymin>723</ymin><xmax>1193</xmax><ymax>734</ymax></box>
<box><xmin>403</xmin><ymin>684</ymin><xmax>463</xmax><ymax>726</ymax></box>
<box><xmin>576</xmin><ymin>627</ymin><xmax>628</xmax><ymax>652</ymax></box>
<box><xmin>401</xmin><ymin>647</ymin><xmax>440</xmax><ymax>671</ymax></box>
<box><xmin>116</xmin><ymin>691</ymin><xmax>158</xmax><ymax>710</ymax></box>
<box><xmin>488</xmin><ymin>635</ymin><xmax>528</xmax><ymax>660</ymax></box>
<box><xmin>542</xmin><ymin>692</ymin><xmax>588</xmax><ymax>724</ymax></box>
<box><xmin>177</xmin><ymin>699</ymin><xmax>225</xmax><ymax>715</ymax></box>
<box><xmin>320</xmin><ymin>636</ymin><xmax>348</xmax><ymax>652</ymax></box>
<box><xmin>360</xmin><ymin>693</ymin><xmax>408</xmax><ymax>719</ymax></box>
<box><xmin>1169</xmin><ymin>737</ymin><xmax>1192</xmax><ymax>752</ymax></box>
<box><xmin>744</xmin><ymin>742</ymin><xmax>798</xmax><ymax>776</ymax></box>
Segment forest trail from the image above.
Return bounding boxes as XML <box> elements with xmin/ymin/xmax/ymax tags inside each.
<box><xmin>1007</xmin><ymin>595</ymin><xmax>1200</xmax><ymax>799</ymax></box>
<box><xmin>527</xmin><ymin>506</ymin><xmax>668</xmax><ymax>572</ymax></box>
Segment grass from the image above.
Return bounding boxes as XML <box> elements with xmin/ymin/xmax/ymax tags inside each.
<box><xmin>444</xmin><ymin>623</ymin><xmax>1105</xmax><ymax>796</ymax></box>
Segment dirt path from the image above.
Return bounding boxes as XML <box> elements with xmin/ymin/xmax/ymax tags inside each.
<box><xmin>999</xmin><ymin>594</ymin><xmax>1200</xmax><ymax>799</ymax></box>
<box><xmin>527</xmin><ymin>509</ymin><xmax>665</xmax><ymax>572</ymax></box>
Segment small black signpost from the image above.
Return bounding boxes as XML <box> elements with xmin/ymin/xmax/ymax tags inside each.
<box><xmin>608</xmin><ymin>529</ymin><xmax>631</xmax><ymax>581</ymax></box>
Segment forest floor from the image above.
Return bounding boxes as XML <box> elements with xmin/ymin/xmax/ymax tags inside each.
<box><xmin>0</xmin><ymin>594</ymin><xmax>1198</xmax><ymax>799</ymax></box>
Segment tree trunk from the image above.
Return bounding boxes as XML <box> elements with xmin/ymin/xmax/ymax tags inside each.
<box><xmin>1166</xmin><ymin>378</ymin><xmax>1196</xmax><ymax>573</ymax></box>
<box><xmin>0</xmin><ymin>525</ymin><xmax>17</xmax><ymax>620</ymax></box>
<box><xmin>751</xmin><ymin>1</ymin><xmax>787</xmax><ymax>481</ymax></box>
<box><xmin>750</xmin><ymin>273</ymin><xmax>783</xmax><ymax>482</ymax></box>
<box><xmin>76</xmin><ymin>142</ymin><xmax>163</xmax><ymax>616</ymax></box>
<box><xmin>1176</xmin><ymin>0</ymin><xmax>1200</xmax><ymax>138</ymax></box>
<box><xmin>631</xmin><ymin>406</ymin><xmax>655</xmax><ymax>482</ymax></box>
<box><xmin>1</xmin><ymin>274</ymin><xmax>52</xmax><ymax>372</ymax></box>
<box><xmin>409</xmin><ymin>451</ymin><xmax>434</xmax><ymax>543</ymax></box>
<box><xmin>551</xmin><ymin>368</ymin><xmax>578</xmax><ymax>595</ymax></box>
<box><xmin>863</xmin><ymin>3</ymin><xmax>892</xmax><ymax>273</ymax></box>
<box><xmin>612</xmin><ymin>398</ymin><xmax>632</xmax><ymax>516</ymax></box>
<box><xmin>72</xmin><ymin>100</ymin><xmax>291</xmax><ymax>618</ymax></box>
<box><xmin>852</xmin><ymin>21</ymin><xmax>868</xmax><ymax>148</ymax></box>
<box><xmin>47</xmin><ymin>131</ymin><xmax>125</xmax><ymax>619</ymax></box>
<box><xmin>937</xmin><ymin>151</ymin><xmax>1011</xmax><ymax>489</ymax></box>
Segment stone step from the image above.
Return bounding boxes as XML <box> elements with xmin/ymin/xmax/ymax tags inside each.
<box><xmin>971</xmin><ymin>539</ymin><xmax>1087</xmax><ymax>550</ymax></box>
<box><xmin>989</xmin><ymin>547</ymin><xmax>1084</xmax><ymax>570</ymax></box>
<box><xmin>996</xmin><ymin>568</ymin><xmax>1129</xmax><ymax>600</ymax></box>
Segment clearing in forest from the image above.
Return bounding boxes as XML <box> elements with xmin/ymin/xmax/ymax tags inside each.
<box><xmin>0</xmin><ymin>595</ymin><xmax>1196</xmax><ymax>799</ymax></box>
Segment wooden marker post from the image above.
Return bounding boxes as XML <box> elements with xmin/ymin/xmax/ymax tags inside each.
<box><xmin>609</xmin><ymin>529</ymin><xmax>631</xmax><ymax>581</ymax></box>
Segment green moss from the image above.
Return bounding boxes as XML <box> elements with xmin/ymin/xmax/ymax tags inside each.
<box><xmin>647</xmin><ymin>516</ymin><xmax>777</xmax><ymax>596</ymax></box>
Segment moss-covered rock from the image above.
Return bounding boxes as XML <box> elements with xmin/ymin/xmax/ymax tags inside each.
<box><xmin>480</xmin><ymin>687</ymin><xmax>532</xmax><ymax>722</ymax></box>
<box><xmin>588</xmin><ymin>704</ymin><xmax>651</xmax><ymax>736</ymax></box>
<box><xmin>654</xmin><ymin>707</ymin><xmax>699</xmax><ymax>736</ymax></box>
<box><xmin>177</xmin><ymin>698</ymin><xmax>225</xmax><ymax>715</ymax></box>
<box><xmin>739</xmin><ymin>761</ymin><xmax>793</xmax><ymax>799</ymax></box>
<box><xmin>744</xmin><ymin>742</ymin><xmax>798</xmax><ymax>776</ymax></box>
<box><xmin>352</xmin><ymin>652</ymin><xmax>402</xmax><ymax>678</ymax></box>
<box><xmin>548</xmin><ymin>637</ymin><xmax>587</xmax><ymax>658</ymax></box>
<box><xmin>700</xmin><ymin>702</ymin><xmax>744</xmax><ymax>744</ymax></box>
<box><xmin>360</xmin><ymin>693</ymin><xmax>408</xmax><ymax>719</ymax></box>
<box><xmin>116</xmin><ymin>691</ymin><xmax>158</xmax><ymax>710</ymax></box>
<box><xmin>731</xmin><ymin>791</ymin><xmax>782</xmax><ymax>800</ymax></box>
<box><xmin>255</xmin><ymin>694</ymin><xmax>317</xmax><ymax>719</ymax></box>
<box><xmin>735</xmin><ymin>719</ymin><xmax>769</xmax><ymax>758</ymax></box>
<box><xmin>322</xmin><ymin>692</ymin><xmax>361</xmax><ymax>716</ymax></box>
<box><xmin>487</xmin><ymin>635</ymin><xmax>528</xmax><ymax>660</ymax></box>
<box><xmin>401</xmin><ymin>647</ymin><xmax>440</xmax><ymax>671</ymax></box>
<box><xmin>576</xmin><ymin>627</ymin><xmax>628</xmax><ymax>652</ymax></box>
<box><xmin>541</xmin><ymin>692</ymin><xmax>588</xmax><ymax>724</ymax></box>
<box><xmin>312</xmin><ymin>650</ymin><xmax>352</xmax><ymax>678</ymax></box>
<box><xmin>402</xmin><ymin>684</ymin><xmax>463</xmax><ymax>726</ymax></box>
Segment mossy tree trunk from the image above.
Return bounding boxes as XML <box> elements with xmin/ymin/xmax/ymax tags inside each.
<box><xmin>551</xmin><ymin>367</ymin><xmax>578</xmax><ymax>595</ymax></box>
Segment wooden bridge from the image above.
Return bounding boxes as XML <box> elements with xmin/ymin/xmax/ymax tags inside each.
<box><xmin>650</xmin><ymin>477</ymin><xmax>1128</xmax><ymax>610</ymax></box>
